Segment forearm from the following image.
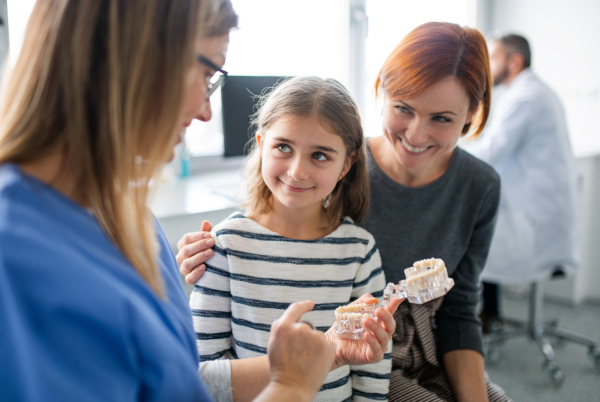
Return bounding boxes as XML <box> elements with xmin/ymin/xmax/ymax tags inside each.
<box><xmin>198</xmin><ymin>360</ymin><xmax>233</xmax><ymax>402</ymax></box>
<box><xmin>231</xmin><ymin>356</ymin><xmax>271</xmax><ymax>402</ymax></box>
<box><xmin>443</xmin><ymin>349</ymin><xmax>488</xmax><ymax>402</ymax></box>
<box><xmin>253</xmin><ymin>381</ymin><xmax>314</xmax><ymax>402</ymax></box>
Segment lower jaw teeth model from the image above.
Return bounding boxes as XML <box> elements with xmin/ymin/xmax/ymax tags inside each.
<box><xmin>334</xmin><ymin>258</ymin><xmax>455</xmax><ymax>339</ymax></box>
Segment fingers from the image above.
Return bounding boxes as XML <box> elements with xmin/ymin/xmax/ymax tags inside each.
<box><xmin>265</xmin><ymin>304</ymin><xmax>335</xmax><ymax>400</ymax></box>
<box><xmin>382</xmin><ymin>297</ymin><xmax>404</xmax><ymax>315</ymax></box>
<box><xmin>175</xmin><ymin>220</ymin><xmax>214</xmax><ymax>258</ymax></box>
<box><xmin>200</xmin><ymin>220</ymin><xmax>213</xmax><ymax>232</ymax></box>
<box><xmin>359</xmin><ymin>304</ymin><xmax>398</xmax><ymax>356</ymax></box>
<box><xmin>175</xmin><ymin>222</ymin><xmax>216</xmax><ymax>284</ymax></box>
<box><xmin>176</xmin><ymin>231</ymin><xmax>208</xmax><ymax>252</ymax></box>
<box><xmin>177</xmin><ymin>241</ymin><xmax>214</xmax><ymax>274</ymax></box>
<box><xmin>269</xmin><ymin>301</ymin><xmax>316</xmax><ymax>338</ymax></box>
<box><xmin>299</xmin><ymin>321</ymin><xmax>315</xmax><ymax>330</ymax></box>
<box><xmin>184</xmin><ymin>265</ymin><xmax>206</xmax><ymax>284</ymax></box>
<box><xmin>352</xmin><ymin>293</ymin><xmax>378</xmax><ymax>306</ymax></box>
<box><xmin>362</xmin><ymin>324</ymin><xmax>384</xmax><ymax>356</ymax></box>
<box><xmin>275</xmin><ymin>301</ymin><xmax>315</xmax><ymax>327</ymax></box>
<box><xmin>176</xmin><ymin>235</ymin><xmax>214</xmax><ymax>264</ymax></box>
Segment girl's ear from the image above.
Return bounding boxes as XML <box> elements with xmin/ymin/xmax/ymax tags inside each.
<box><xmin>341</xmin><ymin>151</ymin><xmax>357</xmax><ymax>179</ymax></box>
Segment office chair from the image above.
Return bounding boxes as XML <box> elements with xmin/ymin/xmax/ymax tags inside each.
<box><xmin>483</xmin><ymin>269</ymin><xmax>600</xmax><ymax>387</ymax></box>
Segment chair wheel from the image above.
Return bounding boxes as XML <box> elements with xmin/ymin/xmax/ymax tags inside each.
<box><xmin>589</xmin><ymin>348</ymin><xmax>600</xmax><ymax>372</ymax></box>
<box><xmin>542</xmin><ymin>361</ymin><xmax>564</xmax><ymax>387</ymax></box>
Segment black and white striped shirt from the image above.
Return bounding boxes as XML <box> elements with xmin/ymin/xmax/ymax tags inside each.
<box><xmin>191</xmin><ymin>212</ymin><xmax>391</xmax><ymax>401</ymax></box>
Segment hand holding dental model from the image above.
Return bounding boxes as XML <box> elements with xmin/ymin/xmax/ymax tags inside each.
<box><xmin>334</xmin><ymin>258</ymin><xmax>454</xmax><ymax>339</ymax></box>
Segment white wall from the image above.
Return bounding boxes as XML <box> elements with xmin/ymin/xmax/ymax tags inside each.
<box><xmin>487</xmin><ymin>0</ymin><xmax>600</xmax><ymax>304</ymax></box>
<box><xmin>487</xmin><ymin>0</ymin><xmax>600</xmax><ymax>157</ymax></box>
<box><xmin>546</xmin><ymin>156</ymin><xmax>600</xmax><ymax>305</ymax></box>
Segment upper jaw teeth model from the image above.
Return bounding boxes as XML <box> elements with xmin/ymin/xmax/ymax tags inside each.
<box><xmin>334</xmin><ymin>258</ymin><xmax>455</xmax><ymax>339</ymax></box>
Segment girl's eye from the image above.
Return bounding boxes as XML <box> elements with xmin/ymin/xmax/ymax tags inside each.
<box><xmin>313</xmin><ymin>152</ymin><xmax>328</xmax><ymax>161</ymax></box>
<box><xmin>277</xmin><ymin>144</ymin><xmax>291</xmax><ymax>153</ymax></box>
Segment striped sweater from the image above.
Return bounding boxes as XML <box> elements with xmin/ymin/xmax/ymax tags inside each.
<box><xmin>190</xmin><ymin>212</ymin><xmax>391</xmax><ymax>401</ymax></box>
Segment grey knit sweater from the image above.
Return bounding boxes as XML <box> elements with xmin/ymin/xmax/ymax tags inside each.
<box><xmin>360</xmin><ymin>144</ymin><xmax>500</xmax><ymax>356</ymax></box>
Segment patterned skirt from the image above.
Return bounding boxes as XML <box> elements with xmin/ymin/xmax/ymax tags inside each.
<box><xmin>388</xmin><ymin>298</ymin><xmax>511</xmax><ymax>402</ymax></box>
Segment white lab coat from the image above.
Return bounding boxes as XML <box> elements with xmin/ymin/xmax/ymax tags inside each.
<box><xmin>461</xmin><ymin>69</ymin><xmax>579</xmax><ymax>283</ymax></box>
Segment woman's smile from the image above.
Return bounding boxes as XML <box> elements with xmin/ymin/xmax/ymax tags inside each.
<box><xmin>400</xmin><ymin>137</ymin><xmax>430</xmax><ymax>154</ymax></box>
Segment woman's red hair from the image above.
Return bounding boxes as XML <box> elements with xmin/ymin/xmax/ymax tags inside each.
<box><xmin>374</xmin><ymin>22</ymin><xmax>491</xmax><ymax>137</ymax></box>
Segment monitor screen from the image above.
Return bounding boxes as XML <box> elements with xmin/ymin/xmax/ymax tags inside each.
<box><xmin>221</xmin><ymin>75</ymin><xmax>290</xmax><ymax>157</ymax></box>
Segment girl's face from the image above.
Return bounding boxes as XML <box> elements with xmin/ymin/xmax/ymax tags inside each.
<box><xmin>169</xmin><ymin>33</ymin><xmax>230</xmax><ymax>161</ymax></box>
<box><xmin>257</xmin><ymin>116</ymin><xmax>354</xmax><ymax>215</ymax></box>
<box><xmin>381</xmin><ymin>76</ymin><xmax>474</xmax><ymax>180</ymax></box>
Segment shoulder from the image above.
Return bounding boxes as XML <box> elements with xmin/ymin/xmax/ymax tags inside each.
<box><xmin>0</xmin><ymin>164</ymin><xmax>67</xmax><ymax>244</ymax></box>
<box><xmin>0</xmin><ymin>164</ymin><xmax>151</xmax><ymax>302</ymax></box>
<box><xmin>210</xmin><ymin>211</ymin><xmax>267</xmax><ymax>251</ymax></box>
<box><xmin>453</xmin><ymin>148</ymin><xmax>500</xmax><ymax>188</ymax></box>
<box><xmin>509</xmin><ymin>70</ymin><xmax>559</xmax><ymax>106</ymax></box>
<box><xmin>0</xmin><ymin>164</ymin><xmax>37</xmax><ymax>220</ymax></box>
<box><xmin>337</xmin><ymin>216</ymin><xmax>377</xmax><ymax>246</ymax></box>
<box><xmin>212</xmin><ymin>211</ymin><xmax>250</xmax><ymax>231</ymax></box>
<box><xmin>450</xmin><ymin>149</ymin><xmax>500</xmax><ymax>209</ymax></box>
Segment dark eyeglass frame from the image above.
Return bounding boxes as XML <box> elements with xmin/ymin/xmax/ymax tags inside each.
<box><xmin>197</xmin><ymin>55</ymin><xmax>228</xmax><ymax>99</ymax></box>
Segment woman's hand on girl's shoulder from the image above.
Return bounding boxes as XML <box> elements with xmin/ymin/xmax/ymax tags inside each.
<box><xmin>176</xmin><ymin>220</ymin><xmax>215</xmax><ymax>284</ymax></box>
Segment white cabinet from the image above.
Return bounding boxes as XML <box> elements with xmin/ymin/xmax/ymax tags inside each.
<box><xmin>545</xmin><ymin>155</ymin><xmax>600</xmax><ymax>305</ymax></box>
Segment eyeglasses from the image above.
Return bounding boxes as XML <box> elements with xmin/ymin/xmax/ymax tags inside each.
<box><xmin>197</xmin><ymin>55</ymin><xmax>228</xmax><ymax>99</ymax></box>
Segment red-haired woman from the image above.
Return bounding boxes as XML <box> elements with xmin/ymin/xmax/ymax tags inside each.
<box><xmin>362</xmin><ymin>22</ymin><xmax>509</xmax><ymax>401</ymax></box>
<box><xmin>178</xmin><ymin>22</ymin><xmax>511</xmax><ymax>401</ymax></box>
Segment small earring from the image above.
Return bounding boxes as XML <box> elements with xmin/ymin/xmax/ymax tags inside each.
<box><xmin>338</xmin><ymin>175</ymin><xmax>343</xmax><ymax>182</ymax></box>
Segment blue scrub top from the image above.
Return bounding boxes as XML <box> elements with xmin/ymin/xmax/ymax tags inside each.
<box><xmin>0</xmin><ymin>164</ymin><xmax>212</xmax><ymax>401</ymax></box>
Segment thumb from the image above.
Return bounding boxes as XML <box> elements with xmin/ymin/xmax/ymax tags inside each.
<box><xmin>200</xmin><ymin>220</ymin><xmax>213</xmax><ymax>232</ymax></box>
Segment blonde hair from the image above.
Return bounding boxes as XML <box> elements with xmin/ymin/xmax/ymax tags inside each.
<box><xmin>0</xmin><ymin>0</ymin><xmax>237</xmax><ymax>297</ymax></box>
<box><xmin>243</xmin><ymin>77</ymin><xmax>369</xmax><ymax>231</ymax></box>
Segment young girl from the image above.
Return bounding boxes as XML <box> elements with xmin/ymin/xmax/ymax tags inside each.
<box><xmin>190</xmin><ymin>76</ymin><xmax>390</xmax><ymax>401</ymax></box>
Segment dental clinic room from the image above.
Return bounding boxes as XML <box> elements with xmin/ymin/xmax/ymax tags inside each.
<box><xmin>1</xmin><ymin>0</ymin><xmax>599</xmax><ymax>401</ymax></box>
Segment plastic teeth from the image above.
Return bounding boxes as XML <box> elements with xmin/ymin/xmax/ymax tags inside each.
<box><xmin>333</xmin><ymin>303</ymin><xmax>377</xmax><ymax>340</ymax></box>
<box><xmin>334</xmin><ymin>258</ymin><xmax>455</xmax><ymax>339</ymax></box>
<box><xmin>405</xmin><ymin>258</ymin><xmax>446</xmax><ymax>290</ymax></box>
<box><xmin>382</xmin><ymin>257</ymin><xmax>455</xmax><ymax>305</ymax></box>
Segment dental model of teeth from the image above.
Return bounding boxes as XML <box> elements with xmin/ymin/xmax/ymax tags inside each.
<box><xmin>333</xmin><ymin>303</ymin><xmax>378</xmax><ymax>340</ymax></box>
<box><xmin>334</xmin><ymin>258</ymin><xmax>454</xmax><ymax>339</ymax></box>
<box><xmin>383</xmin><ymin>258</ymin><xmax>455</xmax><ymax>305</ymax></box>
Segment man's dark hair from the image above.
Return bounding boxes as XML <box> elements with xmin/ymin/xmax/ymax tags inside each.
<box><xmin>497</xmin><ymin>34</ymin><xmax>531</xmax><ymax>68</ymax></box>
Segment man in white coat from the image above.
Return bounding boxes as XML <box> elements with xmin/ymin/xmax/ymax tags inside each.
<box><xmin>461</xmin><ymin>34</ymin><xmax>579</xmax><ymax>333</ymax></box>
